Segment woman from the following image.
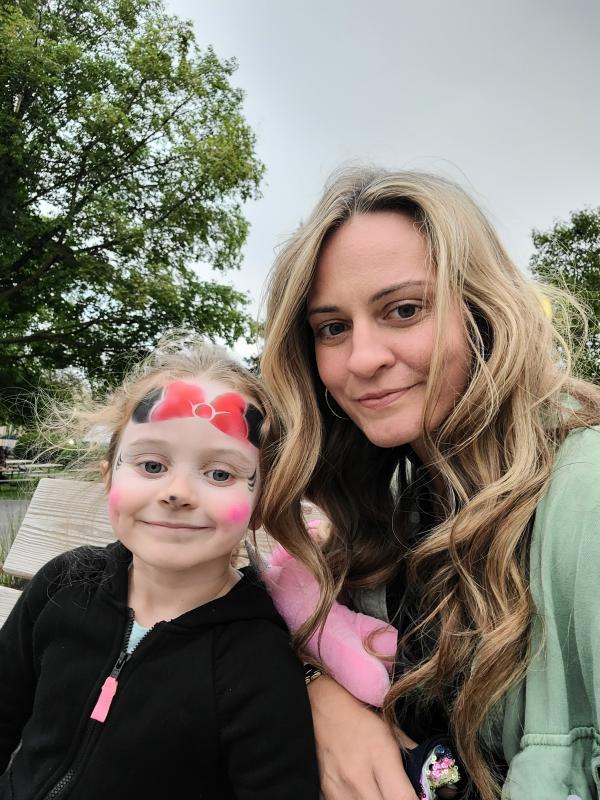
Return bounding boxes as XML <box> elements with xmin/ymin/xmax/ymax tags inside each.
<box><xmin>258</xmin><ymin>168</ymin><xmax>600</xmax><ymax>800</ymax></box>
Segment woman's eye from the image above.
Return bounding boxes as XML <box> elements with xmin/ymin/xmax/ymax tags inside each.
<box><xmin>318</xmin><ymin>321</ymin><xmax>347</xmax><ymax>338</ymax></box>
<box><xmin>390</xmin><ymin>303</ymin><xmax>421</xmax><ymax>320</ymax></box>
<box><xmin>142</xmin><ymin>461</ymin><xmax>165</xmax><ymax>474</ymax></box>
<box><xmin>208</xmin><ymin>469</ymin><xmax>232</xmax><ymax>483</ymax></box>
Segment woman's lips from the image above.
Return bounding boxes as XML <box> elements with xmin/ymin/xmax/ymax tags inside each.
<box><xmin>356</xmin><ymin>386</ymin><xmax>414</xmax><ymax>409</ymax></box>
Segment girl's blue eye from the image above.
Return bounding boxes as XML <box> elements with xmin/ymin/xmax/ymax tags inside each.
<box><xmin>143</xmin><ymin>461</ymin><xmax>164</xmax><ymax>474</ymax></box>
<box><xmin>209</xmin><ymin>469</ymin><xmax>232</xmax><ymax>482</ymax></box>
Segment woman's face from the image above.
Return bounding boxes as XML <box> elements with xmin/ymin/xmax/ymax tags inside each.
<box><xmin>307</xmin><ymin>212</ymin><xmax>470</xmax><ymax>457</ymax></box>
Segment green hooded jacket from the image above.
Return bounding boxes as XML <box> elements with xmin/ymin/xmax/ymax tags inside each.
<box><xmin>502</xmin><ymin>426</ymin><xmax>600</xmax><ymax>800</ymax></box>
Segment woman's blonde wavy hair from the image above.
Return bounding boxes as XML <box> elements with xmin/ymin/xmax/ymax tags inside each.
<box><xmin>44</xmin><ymin>333</ymin><xmax>279</xmax><ymax>530</ymax></box>
<box><xmin>259</xmin><ymin>168</ymin><xmax>600</xmax><ymax>799</ymax></box>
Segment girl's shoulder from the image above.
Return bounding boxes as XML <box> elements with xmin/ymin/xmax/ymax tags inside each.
<box><xmin>24</xmin><ymin>542</ymin><xmax>126</xmax><ymax>612</ymax></box>
<box><xmin>44</xmin><ymin>541</ymin><xmax>125</xmax><ymax>584</ymax></box>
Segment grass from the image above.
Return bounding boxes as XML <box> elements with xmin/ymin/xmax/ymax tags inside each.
<box><xmin>0</xmin><ymin>481</ymin><xmax>39</xmax><ymax>499</ymax></box>
<box><xmin>0</xmin><ymin>485</ymin><xmax>34</xmax><ymax>590</ymax></box>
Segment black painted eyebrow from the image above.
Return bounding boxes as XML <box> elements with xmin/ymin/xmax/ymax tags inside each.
<box><xmin>307</xmin><ymin>281</ymin><xmax>428</xmax><ymax>318</ymax></box>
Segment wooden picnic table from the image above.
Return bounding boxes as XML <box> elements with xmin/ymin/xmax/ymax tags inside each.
<box><xmin>0</xmin><ymin>463</ymin><xmax>64</xmax><ymax>489</ymax></box>
<box><xmin>6</xmin><ymin>462</ymin><xmax>61</xmax><ymax>470</ymax></box>
<box><xmin>1</xmin><ymin>463</ymin><xmax>63</xmax><ymax>481</ymax></box>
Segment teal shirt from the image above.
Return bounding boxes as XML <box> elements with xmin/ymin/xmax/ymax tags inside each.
<box><xmin>502</xmin><ymin>426</ymin><xmax>600</xmax><ymax>799</ymax></box>
<box><xmin>126</xmin><ymin>619</ymin><xmax>151</xmax><ymax>654</ymax></box>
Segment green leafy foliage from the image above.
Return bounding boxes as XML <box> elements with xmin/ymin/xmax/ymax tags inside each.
<box><xmin>530</xmin><ymin>209</ymin><xmax>600</xmax><ymax>383</ymax></box>
<box><xmin>0</xmin><ymin>0</ymin><xmax>264</xmax><ymax>422</ymax></box>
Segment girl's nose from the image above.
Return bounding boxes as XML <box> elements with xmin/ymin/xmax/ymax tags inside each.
<box><xmin>159</xmin><ymin>472</ymin><xmax>199</xmax><ymax>508</ymax></box>
<box><xmin>163</xmin><ymin>494</ymin><xmax>190</xmax><ymax>509</ymax></box>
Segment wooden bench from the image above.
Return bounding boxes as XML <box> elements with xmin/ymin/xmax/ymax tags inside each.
<box><xmin>0</xmin><ymin>478</ymin><xmax>319</xmax><ymax>626</ymax></box>
<box><xmin>0</xmin><ymin>478</ymin><xmax>115</xmax><ymax>625</ymax></box>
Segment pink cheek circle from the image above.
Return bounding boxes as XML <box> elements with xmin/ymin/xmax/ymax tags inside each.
<box><xmin>225</xmin><ymin>502</ymin><xmax>251</xmax><ymax>526</ymax></box>
<box><xmin>107</xmin><ymin>487</ymin><xmax>120</xmax><ymax>520</ymax></box>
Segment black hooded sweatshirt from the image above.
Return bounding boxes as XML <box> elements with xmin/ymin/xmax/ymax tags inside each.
<box><xmin>0</xmin><ymin>542</ymin><xmax>319</xmax><ymax>800</ymax></box>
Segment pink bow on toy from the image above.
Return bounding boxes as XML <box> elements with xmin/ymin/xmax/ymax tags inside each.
<box><xmin>253</xmin><ymin>524</ymin><xmax>398</xmax><ymax>707</ymax></box>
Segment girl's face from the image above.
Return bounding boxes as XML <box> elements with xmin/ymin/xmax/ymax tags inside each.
<box><xmin>107</xmin><ymin>378</ymin><xmax>261</xmax><ymax>578</ymax></box>
<box><xmin>307</xmin><ymin>212</ymin><xmax>470</xmax><ymax>458</ymax></box>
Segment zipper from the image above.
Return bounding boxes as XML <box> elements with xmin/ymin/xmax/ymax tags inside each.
<box><xmin>41</xmin><ymin>609</ymin><xmax>155</xmax><ymax>800</ymax></box>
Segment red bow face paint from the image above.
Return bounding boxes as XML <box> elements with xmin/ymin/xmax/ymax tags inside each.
<box><xmin>132</xmin><ymin>381</ymin><xmax>263</xmax><ymax>447</ymax></box>
<box><xmin>108</xmin><ymin>379</ymin><xmax>262</xmax><ymax>582</ymax></box>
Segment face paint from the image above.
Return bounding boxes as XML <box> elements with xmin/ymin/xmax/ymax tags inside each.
<box><xmin>131</xmin><ymin>387</ymin><xmax>163</xmax><ymax>424</ymax></box>
<box><xmin>107</xmin><ymin>486</ymin><xmax>120</xmax><ymax>519</ymax></box>
<box><xmin>225</xmin><ymin>502</ymin><xmax>252</xmax><ymax>525</ymax></box>
<box><xmin>247</xmin><ymin>469</ymin><xmax>257</xmax><ymax>492</ymax></box>
<box><xmin>132</xmin><ymin>381</ymin><xmax>263</xmax><ymax>447</ymax></box>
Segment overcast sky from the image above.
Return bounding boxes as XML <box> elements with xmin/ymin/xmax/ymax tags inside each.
<box><xmin>166</xmin><ymin>0</ymin><xmax>600</xmax><ymax>353</ymax></box>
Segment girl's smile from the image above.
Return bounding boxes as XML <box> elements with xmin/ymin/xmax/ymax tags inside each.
<box><xmin>138</xmin><ymin>520</ymin><xmax>210</xmax><ymax>530</ymax></box>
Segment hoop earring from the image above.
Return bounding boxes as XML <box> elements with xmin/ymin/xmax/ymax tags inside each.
<box><xmin>325</xmin><ymin>388</ymin><xmax>348</xmax><ymax>420</ymax></box>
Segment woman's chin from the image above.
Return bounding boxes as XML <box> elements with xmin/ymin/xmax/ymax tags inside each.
<box><xmin>355</xmin><ymin>420</ymin><xmax>421</xmax><ymax>450</ymax></box>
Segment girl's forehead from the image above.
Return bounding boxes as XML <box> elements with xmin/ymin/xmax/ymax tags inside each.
<box><xmin>118</xmin><ymin>415</ymin><xmax>259</xmax><ymax>468</ymax></box>
<box><xmin>123</xmin><ymin>378</ymin><xmax>262</xmax><ymax>451</ymax></box>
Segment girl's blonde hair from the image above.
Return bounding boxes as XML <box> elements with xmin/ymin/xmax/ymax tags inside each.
<box><xmin>260</xmin><ymin>168</ymin><xmax>600</xmax><ymax>799</ymax></box>
<box><xmin>49</xmin><ymin>334</ymin><xmax>279</xmax><ymax>529</ymax></box>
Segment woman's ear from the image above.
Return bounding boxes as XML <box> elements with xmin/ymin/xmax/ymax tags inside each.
<box><xmin>100</xmin><ymin>460</ymin><xmax>111</xmax><ymax>488</ymax></box>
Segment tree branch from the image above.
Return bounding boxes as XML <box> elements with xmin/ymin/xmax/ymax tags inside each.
<box><xmin>0</xmin><ymin>252</ymin><xmax>64</xmax><ymax>301</ymax></box>
<box><xmin>0</xmin><ymin>317</ymin><xmax>100</xmax><ymax>346</ymax></box>
<box><xmin>0</xmin><ymin>220</ymin><xmax>67</xmax><ymax>275</ymax></box>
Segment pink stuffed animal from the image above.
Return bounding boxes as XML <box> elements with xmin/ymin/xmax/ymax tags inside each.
<box><xmin>253</xmin><ymin>525</ymin><xmax>397</xmax><ymax>707</ymax></box>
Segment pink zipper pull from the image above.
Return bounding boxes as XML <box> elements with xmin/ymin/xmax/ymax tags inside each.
<box><xmin>90</xmin><ymin>649</ymin><xmax>130</xmax><ymax>723</ymax></box>
<box><xmin>90</xmin><ymin>676</ymin><xmax>118</xmax><ymax>722</ymax></box>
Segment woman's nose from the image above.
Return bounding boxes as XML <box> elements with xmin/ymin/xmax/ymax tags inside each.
<box><xmin>346</xmin><ymin>324</ymin><xmax>396</xmax><ymax>378</ymax></box>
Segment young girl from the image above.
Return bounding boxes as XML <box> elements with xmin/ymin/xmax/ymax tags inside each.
<box><xmin>0</xmin><ymin>339</ymin><xmax>320</xmax><ymax>800</ymax></box>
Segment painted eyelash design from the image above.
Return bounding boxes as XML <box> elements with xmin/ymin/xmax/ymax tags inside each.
<box><xmin>114</xmin><ymin>452</ymin><xmax>124</xmax><ymax>470</ymax></box>
<box><xmin>247</xmin><ymin>469</ymin><xmax>257</xmax><ymax>492</ymax></box>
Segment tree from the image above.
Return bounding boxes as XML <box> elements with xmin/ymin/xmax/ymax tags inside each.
<box><xmin>530</xmin><ymin>209</ymin><xmax>600</xmax><ymax>383</ymax></box>
<box><xmin>0</xmin><ymin>0</ymin><xmax>264</xmax><ymax>422</ymax></box>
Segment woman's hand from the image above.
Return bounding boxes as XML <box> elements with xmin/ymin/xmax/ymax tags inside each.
<box><xmin>308</xmin><ymin>675</ymin><xmax>418</xmax><ymax>800</ymax></box>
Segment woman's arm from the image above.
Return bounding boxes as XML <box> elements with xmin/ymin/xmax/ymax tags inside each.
<box><xmin>308</xmin><ymin>674</ymin><xmax>418</xmax><ymax>800</ymax></box>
